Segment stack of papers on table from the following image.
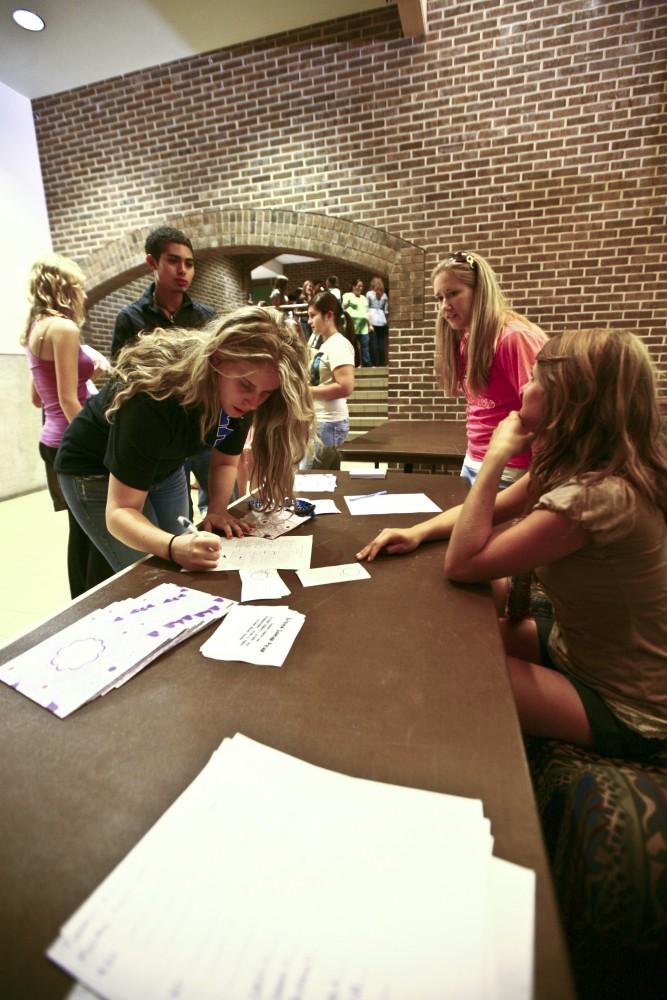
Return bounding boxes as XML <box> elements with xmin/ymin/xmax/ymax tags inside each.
<box><xmin>293</xmin><ymin>472</ymin><xmax>337</xmax><ymax>492</ymax></box>
<box><xmin>349</xmin><ymin>467</ymin><xmax>387</xmax><ymax>479</ymax></box>
<box><xmin>0</xmin><ymin>583</ymin><xmax>235</xmax><ymax>718</ymax></box>
<box><xmin>49</xmin><ymin>735</ymin><xmax>535</xmax><ymax>1000</ymax></box>
<box><xmin>344</xmin><ymin>492</ymin><xmax>442</xmax><ymax>515</ymax></box>
<box><xmin>200</xmin><ymin>604</ymin><xmax>305</xmax><ymax>666</ymax></box>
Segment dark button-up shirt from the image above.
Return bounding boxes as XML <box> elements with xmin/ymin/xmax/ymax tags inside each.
<box><xmin>110</xmin><ymin>282</ymin><xmax>215</xmax><ymax>359</ymax></box>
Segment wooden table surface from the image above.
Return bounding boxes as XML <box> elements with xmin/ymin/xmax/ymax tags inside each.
<box><xmin>339</xmin><ymin>419</ymin><xmax>467</xmax><ymax>470</ymax></box>
<box><xmin>0</xmin><ymin>472</ymin><xmax>573</xmax><ymax>999</ymax></box>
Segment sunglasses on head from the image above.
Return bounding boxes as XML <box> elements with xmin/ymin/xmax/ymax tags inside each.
<box><xmin>447</xmin><ymin>251</ymin><xmax>476</xmax><ymax>269</ymax></box>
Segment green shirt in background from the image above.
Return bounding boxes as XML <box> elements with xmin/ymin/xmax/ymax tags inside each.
<box><xmin>342</xmin><ymin>291</ymin><xmax>370</xmax><ymax>337</ymax></box>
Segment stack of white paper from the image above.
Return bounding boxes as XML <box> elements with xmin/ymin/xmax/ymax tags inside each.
<box><xmin>349</xmin><ymin>467</ymin><xmax>387</xmax><ymax>479</ymax></box>
<box><xmin>200</xmin><ymin>604</ymin><xmax>305</xmax><ymax>667</ymax></box>
<box><xmin>49</xmin><ymin>735</ymin><xmax>535</xmax><ymax>1000</ymax></box>
<box><xmin>0</xmin><ymin>583</ymin><xmax>235</xmax><ymax>718</ymax></box>
<box><xmin>344</xmin><ymin>492</ymin><xmax>442</xmax><ymax>516</ymax></box>
<box><xmin>293</xmin><ymin>472</ymin><xmax>337</xmax><ymax>492</ymax></box>
<box><xmin>239</xmin><ymin>568</ymin><xmax>291</xmax><ymax>602</ymax></box>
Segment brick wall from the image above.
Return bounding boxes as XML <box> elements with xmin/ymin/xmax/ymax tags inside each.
<box><xmin>33</xmin><ymin>0</ymin><xmax>667</xmax><ymax>414</ymax></box>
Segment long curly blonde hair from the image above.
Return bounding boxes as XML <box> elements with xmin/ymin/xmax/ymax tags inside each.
<box><xmin>432</xmin><ymin>251</ymin><xmax>542</xmax><ymax>398</ymax></box>
<box><xmin>20</xmin><ymin>254</ymin><xmax>86</xmax><ymax>343</ymax></box>
<box><xmin>530</xmin><ymin>328</ymin><xmax>667</xmax><ymax>517</ymax></box>
<box><xmin>107</xmin><ymin>306</ymin><xmax>316</xmax><ymax>509</ymax></box>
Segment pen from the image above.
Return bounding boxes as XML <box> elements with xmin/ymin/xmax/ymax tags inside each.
<box><xmin>348</xmin><ymin>490</ymin><xmax>388</xmax><ymax>502</ymax></box>
<box><xmin>177</xmin><ymin>515</ymin><xmax>200</xmax><ymax>535</ymax></box>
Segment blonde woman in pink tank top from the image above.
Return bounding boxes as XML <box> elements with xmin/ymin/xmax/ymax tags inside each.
<box><xmin>21</xmin><ymin>255</ymin><xmax>112</xmax><ymax>597</ymax></box>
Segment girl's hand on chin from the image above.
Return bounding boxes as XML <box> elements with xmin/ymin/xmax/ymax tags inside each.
<box><xmin>488</xmin><ymin>411</ymin><xmax>534</xmax><ymax>458</ymax></box>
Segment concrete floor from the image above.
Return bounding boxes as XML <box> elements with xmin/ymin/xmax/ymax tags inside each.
<box><xmin>0</xmin><ymin>488</ymin><xmax>72</xmax><ymax>647</ymax></box>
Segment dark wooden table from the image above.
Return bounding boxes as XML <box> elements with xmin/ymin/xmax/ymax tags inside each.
<box><xmin>0</xmin><ymin>472</ymin><xmax>573</xmax><ymax>999</ymax></box>
<box><xmin>339</xmin><ymin>419</ymin><xmax>467</xmax><ymax>471</ymax></box>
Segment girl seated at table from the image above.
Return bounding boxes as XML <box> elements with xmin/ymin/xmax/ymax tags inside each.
<box><xmin>433</xmin><ymin>250</ymin><xmax>546</xmax><ymax>487</ymax></box>
<box><xmin>358</xmin><ymin>329</ymin><xmax>667</xmax><ymax>760</ymax></box>
<box><xmin>56</xmin><ymin>306</ymin><xmax>314</xmax><ymax>572</ymax></box>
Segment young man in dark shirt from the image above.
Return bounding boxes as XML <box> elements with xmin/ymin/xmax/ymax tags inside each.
<box><xmin>111</xmin><ymin>226</ymin><xmax>216</xmax><ymax>514</ymax></box>
<box><xmin>111</xmin><ymin>226</ymin><xmax>215</xmax><ymax>357</ymax></box>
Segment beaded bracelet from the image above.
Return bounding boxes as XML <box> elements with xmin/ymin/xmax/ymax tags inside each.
<box><xmin>167</xmin><ymin>534</ymin><xmax>178</xmax><ymax>564</ymax></box>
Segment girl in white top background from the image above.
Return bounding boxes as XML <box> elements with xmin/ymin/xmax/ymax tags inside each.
<box><xmin>302</xmin><ymin>290</ymin><xmax>359</xmax><ymax>468</ymax></box>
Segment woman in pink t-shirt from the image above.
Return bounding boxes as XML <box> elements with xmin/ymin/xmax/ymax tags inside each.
<box><xmin>21</xmin><ymin>255</ymin><xmax>112</xmax><ymax>597</ymax></box>
<box><xmin>432</xmin><ymin>251</ymin><xmax>546</xmax><ymax>487</ymax></box>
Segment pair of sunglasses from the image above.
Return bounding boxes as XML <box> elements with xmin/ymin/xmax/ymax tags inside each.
<box><xmin>447</xmin><ymin>251</ymin><xmax>476</xmax><ymax>269</ymax></box>
<box><xmin>247</xmin><ymin>497</ymin><xmax>316</xmax><ymax>518</ymax></box>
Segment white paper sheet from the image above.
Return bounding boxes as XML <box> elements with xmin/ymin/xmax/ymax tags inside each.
<box><xmin>349</xmin><ymin>468</ymin><xmax>386</xmax><ymax>479</ymax></box>
<box><xmin>296</xmin><ymin>563</ymin><xmax>371</xmax><ymax>588</ymax></box>
<box><xmin>344</xmin><ymin>492</ymin><xmax>442</xmax><ymax>515</ymax></box>
<box><xmin>49</xmin><ymin>735</ymin><xmax>523</xmax><ymax>1000</ymax></box>
<box><xmin>209</xmin><ymin>535</ymin><xmax>313</xmax><ymax>571</ymax></box>
<box><xmin>65</xmin><ymin>986</ymin><xmax>101</xmax><ymax>1000</ymax></box>
<box><xmin>239</xmin><ymin>569</ymin><xmax>291</xmax><ymax>602</ymax></box>
<box><xmin>307</xmin><ymin>499</ymin><xmax>341</xmax><ymax>515</ymax></box>
<box><xmin>487</xmin><ymin>858</ymin><xmax>536</xmax><ymax>1000</ymax></box>
<box><xmin>199</xmin><ymin>605</ymin><xmax>305</xmax><ymax>666</ymax></box>
<box><xmin>293</xmin><ymin>473</ymin><xmax>337</xmax><ymax>492</ymax></box>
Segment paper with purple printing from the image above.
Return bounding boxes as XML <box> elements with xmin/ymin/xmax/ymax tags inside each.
<box><xmin>0</xmin><ymin>583</ymin><xmax>235</xmax><ymax>718</ymax></box>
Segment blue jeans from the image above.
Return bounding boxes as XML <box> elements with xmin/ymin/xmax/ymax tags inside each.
<box><xmin>184</xmin><ymin>447</ymin><xmax>211</xmax><ymax>514</ymax></box>
<box><xmin>58</xmin><ymin>467</ymin><xmax>189</xmax><ymax>573</ymax></box>
<box><xmin>460</xmin><ymin>457</ymin><xmax>525</xmax><ymax>491</ymax></box>
<box><xmin>358</xmin><ymin>333</ymin><xmax>372</xmax><ymax>367</ymax></box>
<box><xmin>318</xmin><ymin>419</ymin><xmax>349</xmax><ymax>449</ymax></box>
<box><xmin>299</xmin><ymin>419</ymin><xmax>349</xmax><ymax>470</ymax></box>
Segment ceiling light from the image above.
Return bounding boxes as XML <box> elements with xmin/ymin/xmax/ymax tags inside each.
<box><xmin>12</xmin><ymin>8</ymin><xmax>45</xmax><ymax>31</ymax></box>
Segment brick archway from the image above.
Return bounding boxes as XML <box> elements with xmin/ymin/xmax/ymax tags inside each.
<box><xmin>81</xmin><ymin>208</ymin><xmax>425</xmax><ymax>325</ymax></box>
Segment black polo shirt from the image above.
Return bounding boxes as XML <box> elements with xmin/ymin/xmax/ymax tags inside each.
<box><xmin>55</xmin><ymin>381</ymin><xmax>251</xmax><ymax>491</ymax></box>
<box><xmin>110</xmin><ymin>282</ymin><xmax>215</xmax><ymax>359</ymax></box>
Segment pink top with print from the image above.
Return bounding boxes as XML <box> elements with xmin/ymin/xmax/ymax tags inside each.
<box><xmin>461</xmin><ymin>320</ymin><xmax>547</xmax><ymax>468</ymax></box>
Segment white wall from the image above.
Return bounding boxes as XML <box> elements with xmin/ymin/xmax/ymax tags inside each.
<box><xmin>1</xmin><ymin>80</ymin><xmax>52</xmax><ymax>353</ymax></box>
<box><xmin>0</xmin><ymin>81</ymin><xmax>52</xmax><ymax>497</ymax></box>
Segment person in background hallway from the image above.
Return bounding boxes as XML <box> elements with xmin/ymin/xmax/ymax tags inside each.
<box><xmin>297</xmin><ymin>279</ymin><xmax>315</xmax><ymax>341</ymax></box>
<box><xmin>300</xmin><ymin>291</ymin><xmax>358</xmax><ymax>469</ymax></box>
<box><xmin>324</xmin><ymin>275</ymin><xmax>341</xmax><ymax>301</ymax></box>
<box><xmin>432</xmin><ymin>250</ymin><xmax>546</xmax><ymax>488</ymax></box>
<box><xmin>359</xmin><ymin>328</ymin><xmax>667</xmax><ymax>761</ymax></box>
<box><xmin>110</xmin><ymin>225</ymin><xmax>216</xmax><ymax>516</ymax></box>
<box><xmin>21</xmin><ymin>255</ymin><xmax>113</xmax><ymax>597</ymax></box>
<box><xmin>56</xmin><ymin>307</ymin><xmax>314</xmax><ymax>572</ymax></box>
<box><xmin>300</xmin><ymin>279</ymin><xmax>315</xmax><ymax>304</ymax></box>
<box><xmin>342</xmin><ymin>279</ymin><xmax>372</xmax><ymax>367</ymax></box>
<box><xmin>270</xmin><ymin>275</ymin><xmax>288</xmax><ymax>309</ymax></box>
<box><xmin>366</xmin><ymin>276</ymin><xmax>389</xmax><ymax>366</ymax></box>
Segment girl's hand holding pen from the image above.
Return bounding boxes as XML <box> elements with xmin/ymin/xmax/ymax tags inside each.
<box><xmin>173</xmin><ymin>516</ymin><xmax>221</xmax><ymax>571</ymax></box>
